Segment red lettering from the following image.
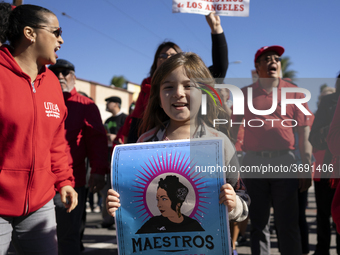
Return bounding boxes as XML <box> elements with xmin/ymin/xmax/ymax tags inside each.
<box><xmin>223</xmin><ymin>4</ymin><xmax>232</xmax><ymax>10</ymax></box>
<box><xmin>205</xmin><ymin>4</ymin><xmax>210</xmax><ymax>10</ymax></box>
<box><xmin>234</xmin><ymin>4</ymin><xmax>239</xmax><ymax>11</ymax></box>
<box><xmin>211</xmin><ymin>4</ymin><xmax>216</xmax><ymax>11</ymax></box>
<box><xmin>192</xmin><ymin>2</ymin><xmax>197</xmax><ymax>8</ymax></box>
<box><xmin>198</xmin><ymin>3</ymin><xmax>202</xmax><ymax>9</ymax></box>
<box><xmin>240</xmin><ymin>4</ymin><xmax>244</xmax><ymax>11</ymax></box>
<box><xmin>239</xmin><ymin>0</ymin><xmax>243</xmax><ymax>2</ymax></box>
<box><xmin>217</xmin><ymin>4</ymin><xmax>222</xmax><ymax>10</ymax></box>
<box><xmin>187</xmin><ymin>2</ymin><xmax>190</xmax><ymax>8</ymax></box>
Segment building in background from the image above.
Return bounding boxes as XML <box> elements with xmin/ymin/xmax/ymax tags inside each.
<box><xmin>74</xmin><ymin>78</ymin><xmax>140</xmax><ymax>122</ymax></box>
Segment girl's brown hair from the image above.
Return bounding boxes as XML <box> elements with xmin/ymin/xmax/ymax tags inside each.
<box><xmin>140</xmin><ymin>52</ymin><xmax>230</xmax><ymax>139</ymax></box>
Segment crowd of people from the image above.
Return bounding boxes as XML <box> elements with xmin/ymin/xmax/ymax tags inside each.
<box><xmin>1</xmin><ymin>2</ymin><xmax>340</xmax><ymax>255</ymax></box>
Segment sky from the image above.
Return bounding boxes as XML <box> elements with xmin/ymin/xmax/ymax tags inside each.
<box><xmin>4</xmin><ymin>0</ymin><xmax>340</xmax><ymax>112</ymax></box>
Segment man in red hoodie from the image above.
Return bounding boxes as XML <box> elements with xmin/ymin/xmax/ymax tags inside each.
<box><xmin>49</xmin><ymin>59</ymin><xmax>109</xmax><ymax>255</ymax></box>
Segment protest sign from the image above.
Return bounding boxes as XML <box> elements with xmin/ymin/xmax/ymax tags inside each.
<box><xmin>111</xmin><ymin>138</ymin><xmax>231</xmax><ymax>255</ymax></box>
<box><xmin>172</xmin><ymin>0</ymin><xmax>249</xmax><ymax>17</ymax></box>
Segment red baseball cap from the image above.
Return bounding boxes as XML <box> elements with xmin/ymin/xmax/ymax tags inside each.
<box><xmin>254</xmin><ymin>45</ymin><xmax>285</xmax><ymax>64</ymax></box>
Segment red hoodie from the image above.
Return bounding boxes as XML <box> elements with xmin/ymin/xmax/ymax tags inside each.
<box><xmin>130</xmin><ymin>77</ymin><xmax>151</xmax><ymax>119</ymax></box>
<box><xmin>0</xmin><ymin>46</ymin><xmax>74</xmax><ymax>217</ymax></box>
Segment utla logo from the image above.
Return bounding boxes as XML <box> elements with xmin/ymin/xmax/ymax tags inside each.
<box><xmin>44</xmin><ymin>102</ymin><xmax>60</xmax><ymax>119</ymax></box>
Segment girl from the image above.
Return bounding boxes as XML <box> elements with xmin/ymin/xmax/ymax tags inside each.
<box><xmin>127</xmin><ymin>12</ymin><xmax>228</xmax><ymax>143</ymax></box>
<box><xmin>107</xmin><ymin>52</ymin><xmax>249</xmax><ymax>225</ymax></box>
<box><xmin>0</xmin><ymin>4</ymin><xmax>77</xmax><ymax>254</ymax></box>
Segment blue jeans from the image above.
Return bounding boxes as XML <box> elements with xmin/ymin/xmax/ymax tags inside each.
<box><xmin>0</xmin><ymin>199</ymin><xmax>58</xmax><ymax>255</ymax></box>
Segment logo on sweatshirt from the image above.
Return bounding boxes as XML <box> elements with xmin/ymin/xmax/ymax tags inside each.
<box><xmin>44</xmin><ymin>102</ymin><xmax>60</xmax><ymax>118</ymax></box>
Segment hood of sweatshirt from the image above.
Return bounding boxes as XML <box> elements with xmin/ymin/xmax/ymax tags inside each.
<box><xmin>0</xmin><ymin>45</ymin><xmax>47</xmax><ymax>85</ymax></box>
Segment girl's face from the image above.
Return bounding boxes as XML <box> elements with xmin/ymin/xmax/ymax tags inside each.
<box><xmin>34</xmin><ymin>13</ymin><xmax>64</xmax><ymax>67</ymax></box>
<box><xmin>159</xmin><ymin>66</ymin><xmax>202</xmax><ymax>126</ymax></box>
<box><xmin>157</xmin><ymin>188</ymin><xmax>178</xmax><ymax>218</ymax></box>
<box><xmin>156</xmin><ymin>46</ymin><xmax>177</xmax><ymax>69</ymax></box>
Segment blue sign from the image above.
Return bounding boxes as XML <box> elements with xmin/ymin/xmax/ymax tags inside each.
<box><xmin>111</xmin><ymin>138</ymin><xmax>231</xmax><ymax>255</ymax></box>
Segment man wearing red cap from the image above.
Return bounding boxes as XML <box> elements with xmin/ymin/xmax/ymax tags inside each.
<box><xmin>231</xmin><ymin>45</ymin><xmax>312</xmax><ymax>255</ymax></box>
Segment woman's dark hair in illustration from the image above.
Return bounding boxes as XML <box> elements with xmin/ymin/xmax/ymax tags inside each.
<box><xmin>158</xmin><ymin>175</ymin><xmax>189</xmax><ymax>212</ymax></box>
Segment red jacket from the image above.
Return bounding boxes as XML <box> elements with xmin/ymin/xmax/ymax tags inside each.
<box><xmin>0</xmin><ymin>46</ymin><xmax>74</xmax><ymax>217</ymax></box>
<box><xmin>63</xmin><ymin>88</ymin><xmax>109</xmax><ymax>188</ymax></box>
<box><xmin>130</xmin><ymin>77</ymin><xmax>151</xmax><ymax>119</ymax></box>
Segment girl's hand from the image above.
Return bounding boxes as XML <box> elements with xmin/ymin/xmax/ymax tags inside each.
<box><xmin>106</xmin><ymin>189</ymin><xmax>121</xmax><ymax>217</ymax></box>
<box><xmin>219</xmin><ymin>183</ymin><xmax>236</xmax><ymax>212</ymax></box>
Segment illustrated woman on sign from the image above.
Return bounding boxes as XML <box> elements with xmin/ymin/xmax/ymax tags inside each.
<box><xmin>136</xmin><ymin>175</ymin><xmax>204</xmax><ymax>234</ymax></box>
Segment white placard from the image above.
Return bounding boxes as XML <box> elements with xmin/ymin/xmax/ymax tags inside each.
<box><xmin>172</xmin><ymin>0</ymin><xmax>249</xmax><ymax>17</ymax></box>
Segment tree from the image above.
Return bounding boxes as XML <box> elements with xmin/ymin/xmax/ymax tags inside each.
<box><xmin>281</xmin><ymin>56</ymin><xmax>297</xmax><ymax>80</ymax></box>
<box><xmin>110</xmin><ymin>75</ymin><xmax>127</xmax><ymax>88</ymax></box>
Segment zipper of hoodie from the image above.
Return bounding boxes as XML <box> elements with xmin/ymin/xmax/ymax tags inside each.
<box><xmin>24</xmin><ymin>81</ymin><xmax>37</xmax><ymax>215</ymax></box>
<box><xmin>32</xmin><ymin>81</ymin><xmax>36</xmax><ymax>93</ymax></box>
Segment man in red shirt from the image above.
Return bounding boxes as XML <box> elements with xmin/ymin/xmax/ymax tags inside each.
<box><xmin>49</xmin><ymin>60</ymin><xmax>109</xmax><ymax>255</ymax></box>
<box><xmin>231</xmin><ymin>46</ymin><xmax>312</xmax><ymax>255</ymax></box>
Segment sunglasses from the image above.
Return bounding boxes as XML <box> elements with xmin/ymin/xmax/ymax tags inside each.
<box><xmin>52</xmin><ymin>69</ymin><xmax>73</xmax><ymax>77</ymax></box>
<box><xmin>31</xmin><ymin>25</ymin><xmax>62</xmax><ymax>38</ymax></box>
<box><xmin>260</xmin><ymin>56</ymin><xmax>281</xmax><ymax>63</ymax></box>
<box><xmin>158</xmin><ymin>53</ymin><xmax>177</xmax><ymax>60</ymax></box>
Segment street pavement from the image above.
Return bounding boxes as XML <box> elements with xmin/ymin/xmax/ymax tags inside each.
<box><xmin>81</xmin><ymin>186</ymin><xmax>339</xmax><ymax>255</ymax></box>
<box><xmin>7</xmin><ymin>186</ymin><xmax>339</xmax><ymax>254</ymax></box>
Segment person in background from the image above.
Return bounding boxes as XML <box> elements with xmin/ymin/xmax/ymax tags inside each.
<box><xmin>317</xmin><ymin>86</ymin><xmax>336</xmax><ymax>107</ymax></box>
<box><xmin>127</xmin><ymin>11</ymin><xmax>229</xmax><ymax>143</ymax></box>
<box><xmin>220</xmin><ymin>88</ymin><xmax>249</xmax><ymax>255</ymax></box>
<box><xmin>101</xmin><ymin>95</ymin><xmax>127</xmax><ymax>229</ymax></box>
<box><xmin>328</xmin><ymin>89</ymin><xmax>340</xmax><ymax>234</ymax></box>
<box><xmin>49</xmin><ymin>59</ymin><xmax>109</xmax><ymax>254</ymax></box>
<box><xmin>0</xmin><ymin>4</ymin><xmax>77</xmax><ymax>254</ymax></box>
<box><xmin>333</xmin><ymin>183</ymin><xmax>340</xmax><ymax>235</ymax></box>
<box><xmin>105</xmin><ymin>96</ymin><xmax>127</xmax><ymax>147</ymax></box>
<box><xmin>311</xmin><ymin>73</ymin><xmax>340</xmax><ymax>255</ymax></box>
<box><xmin>121</xmin><ymin>102</ymin><xmax>136</xmax><ymax>143</ymax></box>
<box><xmin>0</xmin><ymin>1</ymin><xmax>12</xmax><ymax>46</ymax></box>
<box><xmin>231</xmin><ymin>45</ymin><xmax>312</xmax><ymax>255</ymax></box>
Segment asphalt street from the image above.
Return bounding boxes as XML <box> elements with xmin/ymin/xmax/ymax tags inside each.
<box><xmin>7</xmin><ymin>186</ymin><xmax>339</xmax><ymax>255</ymax></box>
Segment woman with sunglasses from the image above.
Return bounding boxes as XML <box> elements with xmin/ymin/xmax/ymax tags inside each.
<box><xmin>0</xmin><ymin>4</ymin><xmax>77</xmax><ymax>254</ymax></box>
<box><xmin>127</xmin><ymin>11</ymin><xmax>229</xmax><ymax>143</ymax></box>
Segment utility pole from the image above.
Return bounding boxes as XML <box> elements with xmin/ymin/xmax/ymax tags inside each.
<box><xmin>12</xmin><ymin>0</ymin><xmax>23</xmax><ymax>6</ymax></box>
